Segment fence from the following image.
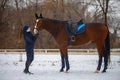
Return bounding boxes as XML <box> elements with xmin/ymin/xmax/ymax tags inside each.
<box><xmin>0</xmin><ymin>49</ymin><xmax>120</xmax><ymax>55</ymax></box>
<box><xmin>0</xmin><ymin>49</ymin><xmax>120</xmax><ymax>62</ymax></box>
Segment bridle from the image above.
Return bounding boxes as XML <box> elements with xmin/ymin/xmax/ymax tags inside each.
<box><xmin>34</xmin><ymin>19</ymin><xmax>40</xmax><ymax>34</ymax></box>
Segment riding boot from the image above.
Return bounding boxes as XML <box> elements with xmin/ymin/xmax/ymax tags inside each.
<box><xmin>23</xmin><ymin>61</ymin><xmax>33</xmax><ymax>74</ymax></box>
<box><xmin>24</xmin><ymin>68</ymin><xmax>28</xmax><ymax>74</ymax></box>
<box><xmin>24</xmin><ymin>61</ymin><xmax>29</xmax><ymax>73</ymax></box>
<box><xmin>24</xmin><ymin>69</ymin><xmax>33</xmax><ymax>74</ymax></box>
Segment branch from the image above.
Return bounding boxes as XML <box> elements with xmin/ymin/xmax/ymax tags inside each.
<box><xmin>0</xmin><ymin>0</ymin><xmax>8</xmax><ymax>11</ymax></box>
<box><xmin>105</xmin><ymin>0</ymin><xmax>110</xmax><ymax>14</ymax></box>
<box><xmin>15</xmin><ymin>0</ymin><xmax>23</xmax><ymax>27</ymax></box>
<box><xmin>97</xmin><ymin>0</ymin><xmax>105</xmax><ymax>13</ymax></box>
<box><xmin>15</xmin><ymin>0</ymin><xmax>23</xmax><ymax>44</ymax></box>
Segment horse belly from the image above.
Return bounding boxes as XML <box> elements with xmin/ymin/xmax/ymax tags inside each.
<box><xmin>72</xmin><ymin>34</ymin><xmax>92</xmax><ymax>47</ymax></box>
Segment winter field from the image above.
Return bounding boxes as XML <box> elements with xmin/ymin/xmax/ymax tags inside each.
<box><xmin>0</xmin><ymin>50</ymin><xmax>120</xmax><ymax>80</ymax></box>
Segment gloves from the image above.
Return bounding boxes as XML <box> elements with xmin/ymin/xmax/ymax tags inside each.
<box><xmin>34</xmin><ymin>29</ymin><xmax>39</xmax><ymax>35</ymax></box>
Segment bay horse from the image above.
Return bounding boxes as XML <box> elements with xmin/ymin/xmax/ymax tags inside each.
<box><xmin>34</xmin><ymin>13</ymin><xmax>110</xmax><ymax>73</ymax></box>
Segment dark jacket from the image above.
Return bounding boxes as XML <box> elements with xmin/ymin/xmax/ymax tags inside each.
<box><xmin>23</xmin><ymin>25</ymin><xmax>37</xmax><ymax>50</ymax></box>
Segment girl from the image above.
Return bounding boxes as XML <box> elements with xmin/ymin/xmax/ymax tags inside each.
<box><xmin>23</xmin><ymin>25</ymin><xmax>38</xmax><ymax>74</ymax></box>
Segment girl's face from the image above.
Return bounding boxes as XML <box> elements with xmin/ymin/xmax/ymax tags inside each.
<box><xmin>27</xmin><ymin>27</ymin><xmax>31</xmax><ymax>32</ymax></box>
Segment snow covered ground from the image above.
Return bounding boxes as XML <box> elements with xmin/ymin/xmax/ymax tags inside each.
<box><xmin>0</xmin><ymin>53</ymin><xmax>120</xmax><ymax>80</ymax></box>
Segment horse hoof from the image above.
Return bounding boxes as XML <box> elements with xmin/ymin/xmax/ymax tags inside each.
<box><xmin>64</xmin><ymin>71</ymin><xmax>69</xmax><ymax>73</ymax></box>
<box><xmin>64</xmin><ymin>68</ymin><xmax>70</xmax><ymax>73</ymax></box>
<box><xmin>102</xmin><ymin>70</ymin><xmax>106</xmax><ymax>73</ymax></box>
<box><xmin>27</xmin><ymin>72</ymin><xmax>34</xmax><ymax>75</ymax></box>
<box><xmin>66</xmin><ymin>67</ymin><xmax>70</xmax><ymax>71</ymax></box>
<box><xmin>60</xmin><ymin>69</ymin><xmax>64</xmax><ymax>72</ymax></box>
<box><xmin>94</xmin><ymin>70</ymin><xmax>99</xmax><ymax>73</ymax></box>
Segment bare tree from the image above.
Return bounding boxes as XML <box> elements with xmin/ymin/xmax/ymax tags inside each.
<box><xmin>97</xmin><ymin>0</ymin><xmax>110</xmax><ymax>25</ymax></box>
<box><xmin>14</xmin><ymin>0</ymin><xmax>24</xmax><ymax>45</ymax></box>
<box><xmin>56</xmin><ymin>0</ymin><xmax>65</xmax><ymax>19</ymax></box>
<box><xmin>15</xmin><ymin>0</ymin><xmax>23</xmax><ymax>27</ymax></box>
<box><xmin>0</xmin><ymin>0</ymin><xmax>120</xmax><ymax>48</ymax></box>
<box><xmin>0</xmin><ymin>0</ymin><xmax>8</xmax><ymax>26</ymax></box>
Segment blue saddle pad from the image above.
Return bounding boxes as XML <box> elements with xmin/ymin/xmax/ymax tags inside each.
<box><xmin>66</xmin><ymin>21</ymin><xmax>86</xmax><ymax>36</ymax></box>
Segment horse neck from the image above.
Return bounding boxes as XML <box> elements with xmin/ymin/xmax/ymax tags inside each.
<box><xmin>42</xmin><ymin>18</ymin><xmax>66</xmax><ymax>38</ymax></box>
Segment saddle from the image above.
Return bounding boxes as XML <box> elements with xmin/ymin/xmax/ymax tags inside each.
<box><xmin>66</xmin><ymin>19</ymin><xmax>86</xmax><ymax>35</ymax></box>
<box><xmin>66</xmin><ymin>19</ymin><xmax>86</xmax><ymax>42</ymax></box>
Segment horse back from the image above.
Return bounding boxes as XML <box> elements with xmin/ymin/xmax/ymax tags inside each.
<box><xmin>85</xmin><ymin>23</ymin><xmax>108</xmax><ymax>41</ymax></box>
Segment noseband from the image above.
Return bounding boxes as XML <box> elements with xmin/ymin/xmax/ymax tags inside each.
<box><xmin>34</xmin><ymin>20</ymin><xmax>39</xmax><ymax>34</ymax></box>
<box><xmin>34</xmin><ymin>19</ymin><xmax>40</xmax><ymax>32</ymax></box>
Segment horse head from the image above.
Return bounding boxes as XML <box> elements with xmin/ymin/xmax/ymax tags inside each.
<box><xmin>34</xmin><ymin>13</ymin><xmax>43</xmax><ymax>34</ymax></box>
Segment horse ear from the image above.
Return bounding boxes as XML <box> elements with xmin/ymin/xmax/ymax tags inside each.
<box><xmin>35</xmin><ymin>13</ymin><xmax>39</xmax><ymax>19</ymax></box>
<box><xmin>39</xmin><ymin>13</ymin><xmax>43</xmax><ymax>18</ymax></box>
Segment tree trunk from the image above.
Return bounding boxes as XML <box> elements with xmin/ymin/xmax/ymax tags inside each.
<box><xmin>97</xmin><ymin>0</ymin><xmax>110</xmax><ymax>25</ymax></box>
<box><xmin>56</xmin><ymin>0</ymin><xmax>65</xmax><ymax>20</ymax></box>
<box><xmin>15</xmin><ymin>0</ymin><xmax>23</xmax><ymax>46</ymax></box>
<box><xmin>104</xmin><ymin>12</ymin><xmax>107</xmax><ymax>25</ymax></box>
<box><xmin>0</xmin><ymin>0</ymin><xmax>8</xmax><ymax>27</ymax></box>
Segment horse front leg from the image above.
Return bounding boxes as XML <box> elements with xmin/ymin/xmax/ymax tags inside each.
<box><xmin>60</xmin><ymin>48</ymin><xmax>70</xmax><ymax>72</ymax></box>
<box><xmin>60</xmin><ymin>54</ymin><xmax>65</xmax><ymax>72</ymax></box>
<box><xmin>64</xmin><ymin>53</ymin><xmax>70</xmax><ymax>72</ymax></box>
<box><xmin>60</xmin><ymin>53</ymin><xmax>70</xmax><ymax>72</ymax></box>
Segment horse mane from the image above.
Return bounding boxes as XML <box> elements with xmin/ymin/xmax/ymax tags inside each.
<box><xmin>41</xmin><ymin>18</ymin><xmax>66</xmax><ymax>38</ymax></box>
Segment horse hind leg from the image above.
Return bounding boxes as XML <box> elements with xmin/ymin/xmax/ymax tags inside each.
<box><xmin>95</xmin><ymin>41</ymin><xmax>104</xmax><ymax>73</ymax></box>
<box><xmin>102</xmin><ymin>46</ymin><xmax>110</xmax><ymax>73</ymax></box>
<box><xmin>95</xmin><ymin>55</ymin><xmax>103</xmax><ymax>73</ymax></box>
<box><xmin>100</xmin><ymin>47</ymin><xmax>108</xmax><ymax>73</ymax></box>
<box><xmin>95</xmin><ymin>41</ymin><xmax>109</xmax><ymax>73</ymax></box>
<box><xmin>98</xmin><ymin>47</ymin><xmax>108</xmax><ymax>73</ymax></box>
<box><xmin>102</xmin><ymin>53</ymin><xmax>108</xmax><ymax>73</ymax></box>
<box><xmin>102</xmin><ymin>33</ymin><xmax>110</xmax><ymax>73</ymax></box>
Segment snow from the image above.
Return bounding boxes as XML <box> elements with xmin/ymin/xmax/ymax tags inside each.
<box><xmin>0</xmin><ymin>53</ymin><xmax>120</xmax><ymax>80</ymax></box>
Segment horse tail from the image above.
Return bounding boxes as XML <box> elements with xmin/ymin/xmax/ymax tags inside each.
<box><xmin>105</xmin><ymin>30</ymin><xmax>111</xmax><ymax>65</ymax></box>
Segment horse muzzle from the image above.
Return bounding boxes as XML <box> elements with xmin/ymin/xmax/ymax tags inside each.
<box><xmin>34</xmin><ymin>28</ymin><xmax>38</xmax><ymax>35</ymax></box>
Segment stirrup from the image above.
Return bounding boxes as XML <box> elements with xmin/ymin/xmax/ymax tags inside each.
<box><xmin>70</xmin><ymin>35</ymin><xmax>75</xmax><ymax>42</ymax></box>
